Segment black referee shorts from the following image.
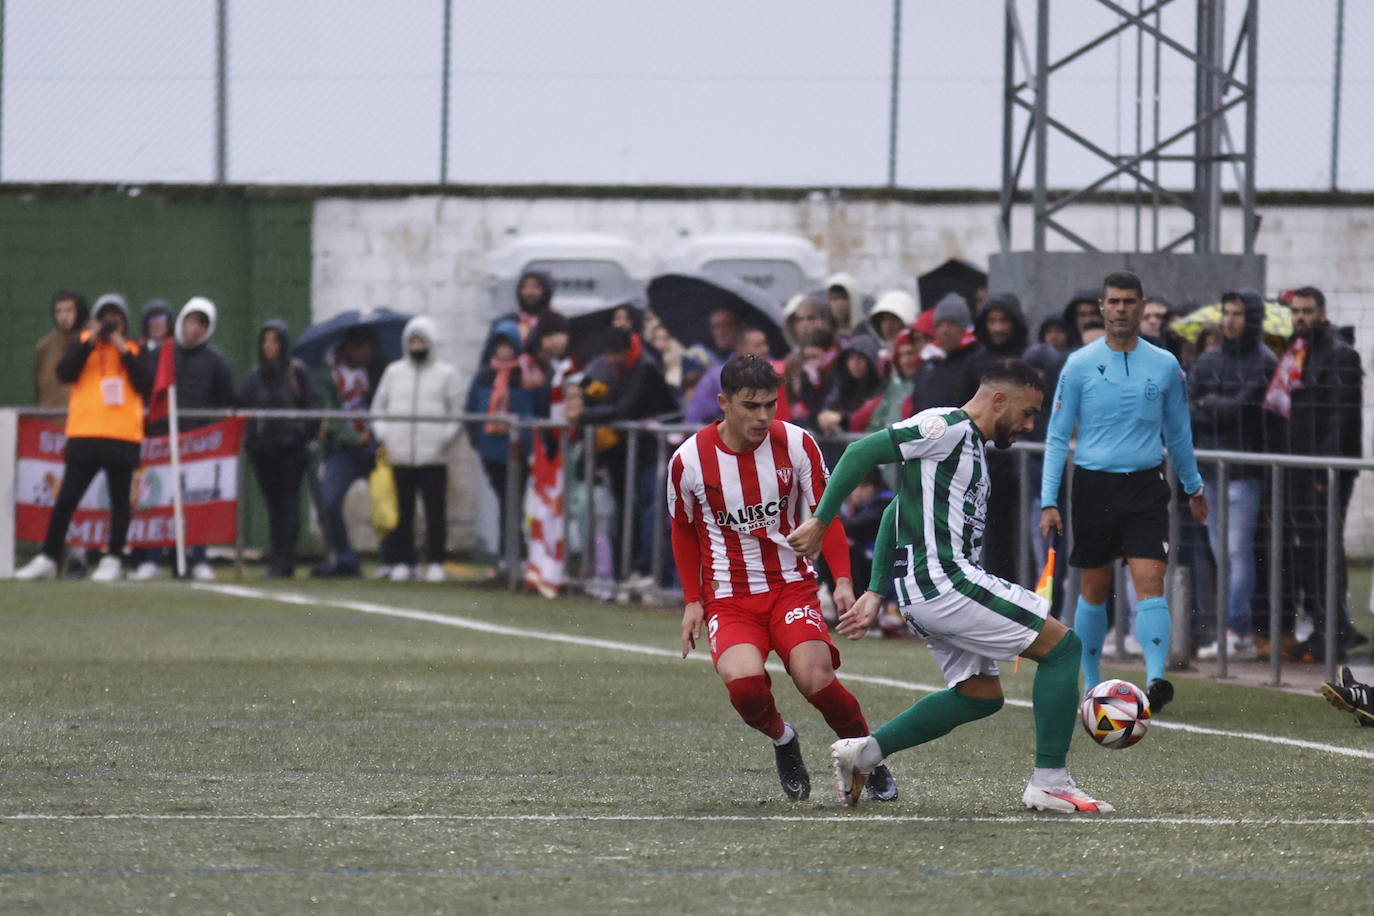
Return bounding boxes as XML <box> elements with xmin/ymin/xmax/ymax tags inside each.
<box><xmin>1068</xmin><ymin>464</ymin><xmax>1170</xmax><ymax>569</ymax></box>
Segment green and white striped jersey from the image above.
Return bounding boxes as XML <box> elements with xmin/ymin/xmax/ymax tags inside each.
<box><xmin>886</xmin><ymin>407</ymin><xmax>992</xmax><ymax>604</ymax></box>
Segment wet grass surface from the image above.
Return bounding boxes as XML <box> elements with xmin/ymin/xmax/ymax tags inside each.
<box><xmin>2</xmin><ymin>580</ymin><xmax>1372</xmax><ymax>914</ymax></box>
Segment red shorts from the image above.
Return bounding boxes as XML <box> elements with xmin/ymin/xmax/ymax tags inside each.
<box><xmin>704</xmin><ymin>579</ymin><xmax>840</xmax><ymax>671</ymax></box>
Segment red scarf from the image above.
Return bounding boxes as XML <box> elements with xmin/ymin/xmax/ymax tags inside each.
<box><xmin>1263</xmin><ymin>337</ymin><xmax>1307</xmax><ymax>419</ymax></box>
<box><xmin>484</xmin><ymin>353</ymin><xmax>519</xmax><ymax>435</ymax></box>
<box><xmin>623</xmin><ymin>332</ymin><xmax>643</xmax><ymax>373</ymax></box>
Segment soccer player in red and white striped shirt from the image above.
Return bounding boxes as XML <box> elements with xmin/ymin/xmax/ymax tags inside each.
<box><xmin>668</xmin><ymin>355</ymin><xmax>896</xmax><ymax>803</ymax></box>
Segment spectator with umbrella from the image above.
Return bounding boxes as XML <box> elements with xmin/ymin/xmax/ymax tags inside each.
<box><xmin>310</xmin><ymin>323</ymin><xmax>388</xmax><ymax>578</ymax></box>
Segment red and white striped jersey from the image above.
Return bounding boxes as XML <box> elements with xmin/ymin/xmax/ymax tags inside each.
<box><xmin>667</xmin><ymin>419</ymin><xmax>830</xmax><ymax>599</ymax></box>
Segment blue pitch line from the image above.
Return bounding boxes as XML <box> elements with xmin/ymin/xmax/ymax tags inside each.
<box><xmin>0</xmin><ymin>863</ymin><xmax>1371</xmax><ymax>881</ymax></box>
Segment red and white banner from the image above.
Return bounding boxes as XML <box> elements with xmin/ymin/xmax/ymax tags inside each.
<box><xmin>15</xmin><ymin>417</ymin><xmax>245</xmax><ymax>549</ymax></box>
<box><xmin>523</xmin><ymin>437</ymin><xmax>565</xmax><ymax>598</ymax></box>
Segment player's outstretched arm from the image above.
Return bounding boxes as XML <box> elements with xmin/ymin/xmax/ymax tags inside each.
<box><xmin>787</xmin><ymin>432</ymin><xmax>900</xmax><ymax>557</ymax></box>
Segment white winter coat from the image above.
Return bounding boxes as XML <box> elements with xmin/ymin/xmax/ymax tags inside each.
<box><xmin>371</xmin><ymin>316</ymin><xmax>462</xmax><ymax>466</ymax></box>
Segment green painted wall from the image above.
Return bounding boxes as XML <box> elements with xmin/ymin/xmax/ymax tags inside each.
<box><xmin>0</xmin><ymin>190</ymin><xmax>314</xmax><ymax>553</ymax></box>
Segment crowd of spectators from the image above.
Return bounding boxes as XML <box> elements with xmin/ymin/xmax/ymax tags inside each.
<box><xmin>16</xmin><ymin>273</ymin><xmax>1372</xmax><ymax>666</ymax></box>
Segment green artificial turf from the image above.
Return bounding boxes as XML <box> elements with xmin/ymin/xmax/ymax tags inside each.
<box><xmin>1</xmin><ymin>580</ymin><xmax>1372</xmax><ymax>914</ymax></box>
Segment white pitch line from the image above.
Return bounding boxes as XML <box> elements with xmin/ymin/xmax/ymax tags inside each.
<box><xmin>4</xmin><ymin>812</ymin><xmax>1374</xmax><ymax>827</ymax></box>
<box><xmin>191</xmin><ymin>584</ymin><xmax>1374</xmax><ymax>761</ymax></box>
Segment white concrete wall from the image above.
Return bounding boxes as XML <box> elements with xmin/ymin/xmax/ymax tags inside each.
<box><xmin>311</xmin><ymin>195</ymin><xmax>1374</xmax><ymax>555</ymax></box>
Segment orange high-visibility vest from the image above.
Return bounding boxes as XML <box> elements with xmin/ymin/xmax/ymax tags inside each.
<box><xmin>65</xmin><ymin>331</ymin><xmax>144</xmax><ymax>443</ymax></box>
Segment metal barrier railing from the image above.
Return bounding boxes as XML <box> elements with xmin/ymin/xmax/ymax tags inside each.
<box><xmin>6</xmin><ymin>404</ymin><xmax>1369</xmax><ymax>686</ymax></box>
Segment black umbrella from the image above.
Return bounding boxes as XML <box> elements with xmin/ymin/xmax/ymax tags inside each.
<box><xmin>917</xmin><ymin>258</ymin><xmax>988</xmax><ymax>312</ymax></box>
<box><xmin>566</xmin><ymin>299</ymin><xmax>646</xmax><ymax>368</ymax></box>
<box><xmin>647</xmin><ymin>273</ymin><xmax>788</xmax><ymax>359</ymax></box>
<box><xmin>292</xmin><ymin>307</ymin><xmax>413</xmax><ymax>367</ymax></box>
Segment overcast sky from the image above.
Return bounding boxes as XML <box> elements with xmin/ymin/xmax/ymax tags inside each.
<box><xmin>2</xmin><ymin>0</ymin><xmax>1369</xmax><ymax>189</ymax></box>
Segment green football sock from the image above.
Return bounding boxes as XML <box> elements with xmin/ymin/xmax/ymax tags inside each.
<box><xmin>1033</xmin><ymin>629</ymin><xmax>1082</xmax><ymax>769</ymax></box>
<box><xmin>873</xmin><ymin>688</ymin><xmax>1004</xmax><ymax>758</ymax></box>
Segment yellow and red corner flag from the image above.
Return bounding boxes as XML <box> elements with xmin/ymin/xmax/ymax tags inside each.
<box><xmin>1035</xmin><ymin>547</ymin><xmax>1056</xmax><ymax>605</ymax></box>
<box><xmin>147</xmin><ymin>342</ymin><xmax>176</xmax><ymax>422</ymax></box>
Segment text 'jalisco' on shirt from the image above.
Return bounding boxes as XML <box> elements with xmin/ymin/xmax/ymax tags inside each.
<box><xmin>666</xmin><ymin>419</ymin><xmax>830</xmax><ymax>599</ymax></box>
<box><xmin>1040</xmin><ymin>336</ymin><xmax>1203</xmax><ymax>507</ymax></box>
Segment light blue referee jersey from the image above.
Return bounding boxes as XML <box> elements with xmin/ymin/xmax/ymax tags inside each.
<box><xmin>1040</xmin><ymin>336</ymin><xmax>1203</xmax><ymax>507</ymax></box>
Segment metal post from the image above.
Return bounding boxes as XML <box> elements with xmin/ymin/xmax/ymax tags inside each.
<box><xmin>1329</xmin><ymin>0</ymin><xmax>1345</xmax><ymax>191</ymax></box>
<box><xmin>234</xmin><ymin>440</ymin><xmax>246</xmax><ymax>580</ymax></box>
<box><xmin>1193</xmin><ymin>0</ymin><xmax>1224</xmax><ymax>254</ymax></box>
<box><xmin>439</xmin><ymin>0</ymin><xmax>453</xmax><ymax>184</ymax></box>
<box><xmin>215</xmin><ymin>0</ymin><xmax>228</xmax><ymax>183</ymax></box>
<box><xmin>1016</xmin><ymin>450</ymin><xmax>1031</xmax><ymax>586</ymax></box>
<box><xmin>1243</xmin><ymin>0</ymin><xmax>1259</xmax><ymax>252</ymax></box>
<box><xmin>1324</xmin><ymin>467</ymin><xmax>1340</xmax><ymax>685</ymax></box>
<box><xmin>618</xmin><ymin>427</ymin><xmax>639</xmax><ymax>583</ymax></box>
<box><xmin>649</xmin><ymin>428</ymin><xmax>669</xmax><ymax>593</ymax></box>
<box><xmin>581</xmin><ymin>425</ymin><xmax>596</xmax><ymax>585</ymax></box>
<box><xmin>1166</xmin><ymin>462</ymin><xmax>1188</xmax><ymax>667</ymax></box>
<box><xmin>1268</xmin><ymin>467</ymin><xmax>1283</xmax><ymax>685</ymax></box>
<box><xmin>0</xmin><ymin>0</ymin><xmax>6</xmax><ymax>182</ymax></box>
<box><xmin>1213</xmin><ymin>460</ymin><xmax>1230</xmax><ymax>676</ymax></box>
<box><xmin>504</xmin><ymin>423</ymin><xmax>521</xmax><ymax>590</ymax></box>
<box><xmin>886</xmin><ymin>0</ymin><xmax>902</xmax><ymax>186</ymax></box>
<box><xmin>999</xmin><ymin>0</ymin><xmax>1015</xmax><ymax>251</ymax></box>
<box><xmin>1031</xmin><ymin>0</ymin><xmax>1050</xmax><ymax>251</ymax></box>
<box><xmin>0</xmin><ymin>409</ymin><xmax>16</xmax><ymax>578</ymax></box>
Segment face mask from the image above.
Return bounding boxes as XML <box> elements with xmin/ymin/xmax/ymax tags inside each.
<box><xmin>409</xmin><ymin>349</ymin><xmax>429</xmax><ymax>364</ymax></box>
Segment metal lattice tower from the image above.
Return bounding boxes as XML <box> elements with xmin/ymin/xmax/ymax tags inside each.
<box><xmin>998</xmin><ymin>0</ymin><xmax>1258</xmax><ymax>256</ymax></box>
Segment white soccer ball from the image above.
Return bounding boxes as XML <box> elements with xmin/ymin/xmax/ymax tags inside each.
<box><xmin>1079</xmin><ymin>678</ymin><xmax>1151</xmax><ymax>749</ymax></box>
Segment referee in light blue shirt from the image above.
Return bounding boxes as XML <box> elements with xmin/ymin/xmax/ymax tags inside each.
<box><xmin>1039</xmin><ymin>270</ymin><xmax>1208</xmax><ymax>714</ymax></box>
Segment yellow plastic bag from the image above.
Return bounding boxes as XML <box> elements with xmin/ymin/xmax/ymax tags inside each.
<box><xmin>370</xmin><ymin>446</ymin><xmax>399</xmax><ymax>537</ymax></box>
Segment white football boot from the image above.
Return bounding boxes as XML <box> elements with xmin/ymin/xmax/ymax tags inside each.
<box><xmin>830</xmin><ymin>736</ymin><xmax>881</xmax><ymax>807</ymax></box>
<box><xmin>15</xmin><ymin>553</ymin><xmax>59</xmax><ymax>580</ymax></box>
<box><xmin>1022</xmin><ymin>774</ymin><xmax>1114</xmax><ymax>814</ymax></box>
<box><xmin>90</xmin><ymin>555</ymin><xmax>124</xmax><ymax>582</ymax></box>
<box><xmin>389</xmin><ymin>564</ymin><xmax>413</xmax><ymax>582</ymax></box>
<box><xmin>423</xmin><ymin>563</ymin><xmax>445</xmax><ymax>583</ymax></box>
<box><xmin>129</xmin><ymin>561</ymin><xmax>161</xmax><ymax>581</ymax></box>
<box><xmin>190</xmin><ymin>562</ymin><xmax>216</xmax><ymax>582</ymax></box>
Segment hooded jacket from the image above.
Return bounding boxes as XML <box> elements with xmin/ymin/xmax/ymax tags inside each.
<box><xmin>480</xmin><ymin>269</ymin><xmax>554</xmax><ymax>364</ymax></box>
<box><xmin>1272</xmin><ymin>314</ymin><xmax>1363</xmax><ymax>460</ymax></box>
<box><xmin>967</xmin><ymin>293</ymin><xmax>1030</xmax><ymax>383</ymax></box>
<box><xmin>1060</xmin><ymin>289</ymin><xmax>1101</xmax><ymax>349</ymax></box>
<box><xmin>33</xmin><ymin>293</ymin><xmax>90</xmax><ymax>408</ymax></box>
<box><xmin>1188</xmin><ymin>291</ymin><xmax>1277</xmax><ymax>467</ymax></box>
<box><xmin>237</xmin><ymin>319</ymin><xmax>323</xmax><ymax>456</ymax></box>
<box><xmin>155</xmin><ymin>297</ymin><xmax>234</xmax><ymax>433</ymax></box>
<box><xmin>825</xmin><ymin>272</ymin><xmax>865</xmax><ymax>336</ymax></box>
<box><xmin>821</xmin><ymin>333</ymin><xmax>884</xmax><ymax>429</ymax></box>
<box><xmin>372</xmin><ymin>315</ymin><xmax>463</xmax><ymax>466</ymax></box>
<box><xmin>135</xmin><ymin>299</ymin><xmax>173</xmax><ymax>403</ymax></box>
<box><xmin>54</xmin><ymin>294</ymin><xmax>149</xmax><ymax>461</ymax></box>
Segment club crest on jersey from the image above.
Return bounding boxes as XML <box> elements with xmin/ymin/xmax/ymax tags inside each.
<box><xmin>776</xmin><ymin>467</ymin><xmax>793</xmax><ymax>488</ymax></box>
<box><xmin>714</xmin><ymin>495</ymin><xmax>790</xmax><ymax>531</ymax></box>
<box><xmin>918</xmin><ymin>415</ymin><xmax>947</xmax><ymax>440</ymax></box>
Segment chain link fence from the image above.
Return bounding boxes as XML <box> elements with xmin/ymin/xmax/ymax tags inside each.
<box><xmin>0</xmin><ymin>1</ymin><xmax>1369</xmax><ymax>188</ymax></box>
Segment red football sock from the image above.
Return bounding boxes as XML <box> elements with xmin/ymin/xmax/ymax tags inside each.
<box><xmin>806</xmin><ymin>679</ymin><xmax>870</xmax><ymax>739</ymax></box>
<box><xmin>725</xmin><ymin>675</ymin><xmax>786</xmax><ymax>740</ymax></box>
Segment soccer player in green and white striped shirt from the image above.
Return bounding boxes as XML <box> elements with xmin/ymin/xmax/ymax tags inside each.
<box><xmin>788</xmin><ymin>360</ymin><xmax>1112</xmax><ymax>813</ymax></box>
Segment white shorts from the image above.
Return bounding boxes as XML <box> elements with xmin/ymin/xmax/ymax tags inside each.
<box><xmin>898</xmin><ymin>565</ymin><xmax>1050</xmax><ymax>688</ymax></box>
